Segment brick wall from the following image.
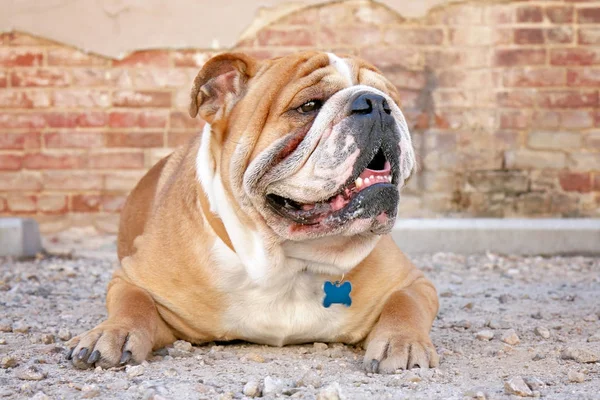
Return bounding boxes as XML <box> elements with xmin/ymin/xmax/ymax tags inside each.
<box><xmin>1</xmin><ymin>0</ymin><xmax>599</xmax><ymax>233</ymax></box>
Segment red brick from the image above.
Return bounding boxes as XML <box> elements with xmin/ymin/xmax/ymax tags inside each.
<box><xmin>559</xmin><ymin>172</ymin><xmax>592</xmax><ymax>192</ymax></box>
<box><xmin>0</xmin><ymin>113</ymin><xmax>46</xmax><ymax>129</ymax></box>
<box><xmin>425</xmin><ymin>50</ymin><xmax>487</xmax><ymax>69</ymax></box>
<box><xmin>500</xmin><ymin>110</ymin><xmax>531</xmax><ymax>129</ymax></box>
<box><xmin>167</xmin><ymin>131</ymin><xmax>196</xmax><ymax>147</ymax></box>
<box><xmin>0</xmin><ymin>132</ymin><xmax>41</xmax><ymax>150</ymax></box>
<box><xmin>0</xmin><ymin>71</ymin><xmax>6</xmax><ymax>88</ymax></box>
<box><xmin>6</xmin><ymin>195</ymin><xmax>37</xmax><ymax>214</ymax></box>
<box><xmin>585</xmin><ymin>132</ymin><xmax>600</xmax><ymax>149</ymax></box>
<box><xmin>88</xmin><ymin>152</ymin><xmax>145</xmax><ymax>169</ymax></box>
<box><xmin>11</xmin><ymin>69</ymin><xmax>70</xmax><ymax>87</ymax></box>
<box><xmin>71</xmin><ymin>194</ymin><xmax>101</xmax><ymax>212</ymax></box>
<box><xmin>484</xmin><ymin>5</ymin><xmax>514</xmax><ymax>25</ymax></box>
<box><xmin>42</xmin><ymin>171</ymin><xmax>104</xmax><ymax>191</ymax></box>
<box><xmin>516</xmin><ymin>5</ymin><xmax>543</xmax><ymax>22</ymax></box>
<box><xmin>561</xmin><ymin>110</ymin><xmax>595</xmax><ymax>129</ymax></box>
<box><xmin>497</xmin><ymin>90</ymin><xmax>536</xmax><ymax>108</ymax></box>
<box><xmin>113</xmin><ymin>90</ymin><xmax>171</xmax><ymax>108</ymax></box>
<box><xmin>109</xmin><ymin>110</ymin><xmax>168</xmax><ymax>128</ymax></box>
<box><xmin>44</xmin><ymin>131</ymin><xmax>105</xmax><ymax>148</ymax></box>
<box><xmin>51</xmin><ymin>90</ymin><xmax>111</xmax><ymax>108</ymax></box>
<box><xmin>551</xmin><ymin>48</ymin><xmax>600</xmax><ymax>65</ymax></box>
<box><xmin>42</xmin><ymin>111</ymin><xmax>107</xmax><ymax>128</ymax></box>
<box><xmin>71</xmin><ymin>69</ymin><xmax>115</xmax><ymax>86</ymax></box>
<box><xmin>0</xmin><ymin>172</ymin><xmax>42</xmax><ymax>191</ymax></box>
<box><xmin>577</xmin><ymin>7</ymin><xmax>600</xmax><ymax>23</ymax></box>
<box><xmin>426</xmin><ymin>5</ymin><xmax>483</xmax><ymax>25</ymax></box>
<box><xmin>579</xmin><ymin>28</ymin><xmax>600</xmax><ymax>45</ymax></box>
<box><xmin>596</xmin><ymin>110</ymin><xmax>600</xmax><ymax>127</ymax></box>
<box><xmin>360</xmin><ymin>47</ymin><xmax>423</xmax><ymax>70</ymax></box>
<box><xmin>0</xmin><ymin>197</ymin><xmax>6</xmax><ymax>213</ymax></box>
<box><xmin>257</xmin><ymin>27</ymin><xmax>317</xmax><ymax>47</ymax></box>
<box><xmin>38</xmin><ymin>194</ymin><xmax>68</xmax><ymax>214</ymax></box>
<box><xmin>0</xmin><ymin>49</ymin><xmax>43</xmax><ymax>67</ymax></box>
<box><xmin>101</xmin><ymin>195</ymin><xmax>127</xmax><ymax>212</ymax></box>
<box><xmin>23</xmin><ymin>153</ymin><xmax>85</xmax><ymax>170</ymax></box>
<box><xmin>105</xmin><ymin>132</ymin><xmax>164</xmax><ymax>148</ymax></box>
<box><xmin>546</xmin><ymin>27</ymin><xmax>574</xmax><ymax>44</ymax></box>
<box><xmin>0</xmin><ymin>154</ymin><xmax>23</xmax><ymax>171</ymax></box>
<box><xmin>47</xmin><ymin>48</ymin><xmax>108</xmax><ymax>66</ymax></box>
<box><xmin>545</xmin><ymin>6</ymin><xmax>574</xmax><ymax>23</ymax></box>
<box><xmin>173</xmin><ymin>51</ymin><xmax>211</xmax><ymax>67</ymax></box>
<box><xmin>383</xmin><ymin>28</ymin><xmax>443</xmax><ymax>46</ymax></box>
<box><xmin>567</xmin><ymin>68</ymin><xmax>600</xmax><ymax>86</ymax></box>
<box><xmin>170</xmin><ymin>111</ymin><xmax>205</xmax><ymax>129</ymax></box>
<box><xmin>537</xmin><ymin>90</ymin><xmax>598</xmax><ymax>108</ymax></box>
<box><xmin>494</xmin><ymin>49</ymin><xmax>546</xmax><ymax>67</ymax></box>
<box><xmin>533</xmin><ymin>110</ymin><xmax>561</xmax><ymax>129</ymax></box>
<box><xmin>504</xmin><ymin>68</ymin><xmax>566</xmax><ymax>87</ymax></box>
<box><xmin>0</xmin><ymin>90</ymin><xmax>50</xmax><ymax>108</ymax></box>
<box><xmin>594</xmin><ymin>174</ymin><xmax>600</xmax><ymax>191</ymax></box>
<box><xmin>515</xmin><ymin>29</ymin><xmax>544</xmax><ymax>45</ymax></box>
<box><xmin>320</xmin><ymin>25</ymin><xmax>381</xmax><ymax>47</ymax></box>
<box><xmin>113</xmin><ymin>50</ymin><xmax>170</xmax><ymax>68</ymax></box>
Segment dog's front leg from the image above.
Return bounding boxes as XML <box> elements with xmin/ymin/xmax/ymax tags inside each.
<box><xmin>66</xmin><ymin>272</ymin><xmax>175</xmax><ymax>369</ymax></box>
<box><xmin>363</xmin><ymin>275</ymin><xmax>439</xmax><ymax>373</ymax></box>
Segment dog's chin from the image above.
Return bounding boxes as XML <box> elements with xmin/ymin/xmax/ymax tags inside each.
<box><xmin>264</xmin><ymin>179</ymin><xmax>399</xmax><ymax>241</ymax></box>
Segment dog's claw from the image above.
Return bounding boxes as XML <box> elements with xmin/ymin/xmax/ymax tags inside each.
<box><xmin>369</xmin><ymin>359</ymin><xmax>380</xmax><ymax>373</ymax></box>
<box><xmin>76</xmin><ymin>348</ymin><xmax>89</xmax><ymax>360</ymax></box>
<box><xmin>120</xmin><ymin>350</ymin><xmax>132</xmax><ymax>365</ymax></box>
<box><xmin>87</xmin><ymin>350</ymin><xmax>101</xmax><ymax>364</ymax></box>
<box><xmin>66</xmin><ymin>347</ymin><xmax>75</xmax><ymax>360</ymax></box>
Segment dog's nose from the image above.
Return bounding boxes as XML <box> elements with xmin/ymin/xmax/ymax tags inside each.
<box><xmin>350</xmin><ymin>93</ymin><xmax>392</xmax><ymax>116</ymax></box>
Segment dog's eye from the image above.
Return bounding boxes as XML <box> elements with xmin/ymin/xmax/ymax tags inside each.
<box><xmin>297</xmin><ymin>100</ymin><xmax>322</xmax><ymax>114</ymax></box>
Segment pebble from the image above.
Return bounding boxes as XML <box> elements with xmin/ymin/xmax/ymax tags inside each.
<box><xmin>583</xmin><ymin>314</ymin><xmax>598</xmax><ymax>322</ymax></box>
<box><xmin>486</xmin><ymin>319</ymin><xmax>510</xmax><ymax>329</ymax></box>
<box><xmin>567</xmin><ymin>371</ymin><xmax>585</xmax><ymax>383</ymax></box>
<box><xmin>504</xmin><ymin>376</ymin><xmax>533</xmax><ymax>397</ymax></box>
<box><xmin>168</xmin><ymin>340</ymin><xmax>193</xmax><ymax>358</ymax></box>
<box><xmin>523</xmin><ymin>377</ymin><xmax>545</xmax><ymax>391</ymax></box>
<box><xmin>0</xmin><ymin>338</ymin><xmax>6</xmax><ymax>345</ymax></box>
<box><xmin>243</xmin><ymin>381</ymin><xmax>262</xmax><ymax>398</ymax></box>
<box><xmin>587</xmin><ymin>333</ymin><xmax>600</xmax><ymax>343</ymax></box>
<box><xmin>40</xmin><ymin>334</ymin><xmax>55</xmax><ymax>344</ymax></box>
<box><xmin>0</xmin><ymin>356</ymin><xmax>18</xmax><ymax>369</ymax></box>
<box><xmin>244</xmin><ymin>352</ymin><xmax>266</xmax><ymax>363</ymax></box>
<box><xmin>107</xmin><ymin>379</ymin><xmax>130</xmax><ymax>390</ymax></box>
<box><xmin>16</xmin><ymin>366</ymin><xmax>47</xmax><ymax>381</ymax></box>
<box><xmin>561</xmin><ymin>346</ymin><xmax>599</xmax><ymax>363</ymax></box>
<box><xmin>0</xmin><ymin>319</ymin><xmax>12</xmax><ymax>332</ymax></box>
<box><xmin>313</xmin><ymin>342</ymin><xmax>328</xmax><ymax>351</ymax></box>
<box><xmin>263</xmin><ymin>376</ymin><xmax>287</xmax><ymax>396</ymax></box>
<box><xmin>81</xmin><ymin>384</ymin><xmax>101</xmax><ymax>398</ymax></box>
<box><xmin>30</xmin><ymin>392</ymin><xmax>49</xmax><ymax>400</ymax></box>
<box><xmin>453</xmin><ymin>320</ymin><xmax>471</xmax><ymax>329</ymax></box>
<box><xmin>126</xmin><ymin>365</ymin><xmax>145</xmax><ymax>378</ymax></box>
<box><xmin>57</xmin><ymin>328</ymin><xmax>72</xmax><ymax>341</ymax></box>
<box><xmin>501</xmin><ymin>329</ymin><xmax>520</xmax><ymax>345</ymax></box>
<box><xmin>534</xmin><ymin>326</ymin><xmax>550</xmax><ymax>339</ymax></box>
<box><xmin>316</xmin><ymin>382</ymin><xmax>343</xmax><ymax>400</ymax></box>
<box><xmin>12</xmin><ymin>322</ymin><xmax>30</xmax><ymax>334</ymax></box>
<box><xmin>475</xmin><ymin>330</ymin><xmax>494</xmax><ymax>341</ymax></box>
<box><xmin>297</xmin><ymin>370</ymin><xmax>322</xmax><ymax>388</ymax></box>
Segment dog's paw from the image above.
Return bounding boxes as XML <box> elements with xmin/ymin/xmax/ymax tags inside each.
<box><xmin>65</xmin><ymin>321</ymin><xmax>153</xmax><ymax>369</ymax></box>
<box><xmin>363</xmin><ymin>332</ymin><xmax>439</xmax><ymax>373</ymax></box>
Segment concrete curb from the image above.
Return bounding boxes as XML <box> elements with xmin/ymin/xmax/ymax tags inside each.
<box><xmin>392</xmin><ymin>219</ymin><xmax>600</xmax><ymax>256</ymax></box>
<box><xmin>0</xmin><ymin>218</ymin><xmax>43</xmax><ymax>257</ymax></box>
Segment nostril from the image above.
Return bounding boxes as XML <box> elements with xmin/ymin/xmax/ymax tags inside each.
<box><xmin>382</xmin><ymin>99</ymin><xmax>391</xmax><ymax>115</ymax></box>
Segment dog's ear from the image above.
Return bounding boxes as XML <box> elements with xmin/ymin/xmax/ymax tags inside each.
<box><xmin>188</xmin><ymin>52</ymin><xmax>258</xmax><ymax>122</ymax></box>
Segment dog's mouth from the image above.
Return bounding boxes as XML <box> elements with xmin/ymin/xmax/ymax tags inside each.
<box><xmin>266</xmin><ymin>148</ymin><xmax>395</xmax><ymax>225</ymax></box>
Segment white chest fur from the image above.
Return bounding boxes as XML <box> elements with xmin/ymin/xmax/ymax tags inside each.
<box><xmin>212</xmin><ymin>239</ymin><xmax>348</xmax><ymax>346</ymax></box>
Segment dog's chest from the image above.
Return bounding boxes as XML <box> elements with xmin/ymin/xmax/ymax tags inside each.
<box><xmin>213</xmin><ymin>243</ymin><xmax>349</xmax><ymax>346</ymax></box>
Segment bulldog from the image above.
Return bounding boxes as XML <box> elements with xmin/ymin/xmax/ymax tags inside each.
<box><xmin>66</xmin><ymin>51</ymin><xmax>439</xmax><ymax>373</ymax></box>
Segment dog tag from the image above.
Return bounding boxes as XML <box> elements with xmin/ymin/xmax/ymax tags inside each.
<box><xmin>323</xmin><ymin>281</ymin><xmax>352</xmax><ymax>308</ymax></box>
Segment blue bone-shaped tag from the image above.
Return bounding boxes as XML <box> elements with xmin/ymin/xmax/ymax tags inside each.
<box><xmin>323</xmin><ymin>281</ymin><xmax>352</xmax><ymax>308</ymax></box>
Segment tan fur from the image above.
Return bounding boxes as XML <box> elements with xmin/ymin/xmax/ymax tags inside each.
<box><xmin>67</xmin><ymin>52</ymin><xmax>438</xmax><ymax>373</ymax></box>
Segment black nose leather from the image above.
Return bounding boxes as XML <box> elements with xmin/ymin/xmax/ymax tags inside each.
<box><xmin>350</xmin><ymin>93</ymin><xmax>392</xmax><ymax>116</ymax></box>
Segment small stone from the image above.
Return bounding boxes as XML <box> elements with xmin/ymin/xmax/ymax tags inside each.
<box><xmin>523</xmin><ymin>377</ymin><xmax>545</xmax><ymax>391</ymax></box>
<box><xmin>243</xmin><ymin>381</ymin><xmax>262</xmax><ymax>398</ymax></box>
<box><xmin>568</xmin><ymin>370</ymin><xmax>585</xmax><ymax>383</ymax></box>
<box><xmin>217</xmin><ymin>392</ymin><xmax>234</xmax><ymax>400</ymax></box>
<box><xmin>263</xmin><ymin>376</ymin><xmax>287</xmax><ymax>396</ymax></box>
<box><xmin>81</xmin><ymin>384</ymin><xmax>101</xmax><ymax>398</ymax></box>
<box><xmin>313</xmin><ymin>342</ymin><xmax>328</xmax><ymax>351</ymax></box>
<box><xmin>40</xmin><ymin>334</ymin><xmax>55</xmax><ymax>344</ymax></box>
<box><xmin>244</xmin><ymin>352</ymin><xmax>265</xmax><ymax>363</ymax></box>
<box><xmin>583</xmin><ymin>314</ymin><xmax>598</xmax><ymax>322</ymax></box>
<box><xmin>561</xmin><ymin>346</ymin><xmax>599</xmax><ymax>363</ymax></box>
<box><xmin>0</xmin><ymin>338</ymin><xmax>6</xmax><ymax>345</ymax></box>
<box><xmin>533</xmin><ymin>326</ymin><xmax>550</xmax><ymax>339</ymax></box>
<box><xmin>57</xmin><ymin>328</ymin><xmax>72</xmax><ymax>341</ymax></box>
<box><xmin>16</xmin><ymin>366</ymin><xmax>47</xmax><ymax>381</ymax></box>
<box><xmin>107</xmin><ymin>378</ymin><xmax>129</xmax><ymax>390</ymax></box>
<box><xmin>173</xmin><ymin>340</ymin><xmax>193</xmax><ymax>352</ymax></box>
<box><xmin>587</xmin><ymin>333</ymin><xmax>600</xmax><ymax>343</ymax></box>
<box><xmin>504</xmin><ymin>376</ymin><xmax>533</xmax><ymax>397</ymax></box>
<box><xmin>498</xmin><ymin>294</ymin><xmax>511</xmax><ymax>304</ymax></box>
<box><xmin>532</xmin><ymin>353</ymin><xmax>546</xmax><ymax>361</ymax></box>
<box><xmin>126</xmin><ymin>365</ymin><xmax>145</xmax><ymax>378</ymax></box>
<box><xmin>297</xmin><ymin>370</ymin><xmax>322</xmax><ymax>388</ymax></box>
<box><xmin>30</xmin><ymin>392</ymin><xmax>49</xmax><ymax>400</ymax></box>
<box><xmin>0</xmin><ymin>320</ymin><xmax>12</xmax><ymax>332</ymax></box>
<box><xmin>316</xmin><ymin>382</ymin><xmax>343</xmax><ymax>400</ymax></box>
<box><xmin>501</xmin><ymin>329</ymin><xmax>520</xmax><ymax>345</ymax></box>
<box><xmin>405</xmin><ymin>371</ymin><xmax>422</xmax><ymax>383</ymax></box>
<box><xmin>452</xmin><ymin>320</ymin><xmax>471</xmax><ymax>329</ymax></box>
<box><xmin>475</xmin><ymin>330</ymin><xmax>494</xmax><ymax>341</ymax></box>
<box><xmin>0</xmin><ymin>356</ymin><xmax>18</xmax><ymax>369</ymax></box>
<box><xmin>487</xmin><ymin>319</ymin><xmax>510</xmax><ymax>329</ymax></box>
<box><xmin>12</xmin><ymin>322</ymin><xmax>30</xmax><ymax>334</ymax></box>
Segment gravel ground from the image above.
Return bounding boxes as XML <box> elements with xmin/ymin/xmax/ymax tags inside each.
<box><xmin>1</xmin><ymin>229</ymin><xmax>599</xmax><ymax>400</ymax></box>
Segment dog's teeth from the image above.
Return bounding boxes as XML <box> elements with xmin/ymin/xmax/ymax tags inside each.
<box><xmin>355</xmin><ymin>177</ymin><xmax>363</xmax><ymax>189</ymax></box>
<box><xmin>364</xmin><ymin>178</ymin><xmax>370</xmax><ymax>185</ymax></box>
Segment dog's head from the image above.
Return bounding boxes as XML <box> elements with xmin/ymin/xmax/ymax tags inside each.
<box><xmin>190</xmin><ymin>51</ymin><xmax>415</xmax><ymax>245</ymax></box>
